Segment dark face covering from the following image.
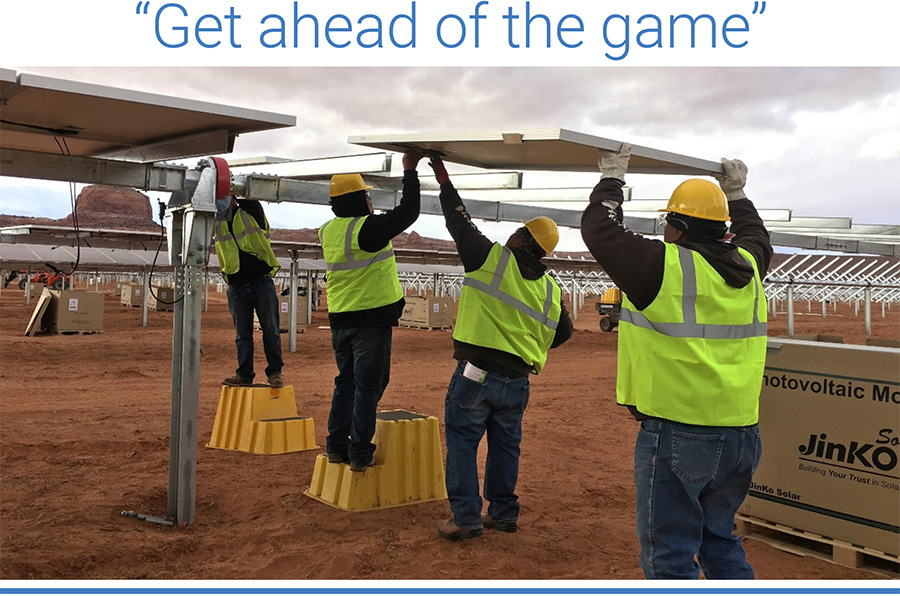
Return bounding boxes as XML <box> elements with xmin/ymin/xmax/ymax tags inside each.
<box><xmin>665</xmin><ymin>212</ymin><xmax>727</xmax><ymax>243</ymax></box>
<box><xmin>330</xmin><ymin>190</ymin><xmax>370</xmax><ymax>217</ymax></box>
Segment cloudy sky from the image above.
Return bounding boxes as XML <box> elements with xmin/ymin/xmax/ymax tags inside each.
<box><xmin>2</xmin><ymin>66</ymin><xmax>899</xmax><ymax>251</ymax></box>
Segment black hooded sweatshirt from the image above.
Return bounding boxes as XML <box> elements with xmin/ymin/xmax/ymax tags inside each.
<box><xmin>325</xmin><ymin>169</ymin><xmax>421</xmax><ymax>329</ymax></box>
<box><xmin>580</xmin><ymin>177</ymin><xmax>774</xmax><ymax>420</ymax></box>
<box><xmin>438</xmin><ymin>182</ymin><xmax>574</xmax><ymax>378</ymax></box>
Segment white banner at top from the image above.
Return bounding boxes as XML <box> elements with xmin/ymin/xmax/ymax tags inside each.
<box><xmin>2</xmin><ymin>0</ymin><xmax>898</xmax><ymax>67</ymax></box>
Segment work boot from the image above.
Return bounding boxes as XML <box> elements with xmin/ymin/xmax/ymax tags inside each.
<box><xmin>223</xmin><ymin>374</ymin><xmax>251</xmax><ymax>387</ymax></box>
<box><xmin>267</xmin><ymin>373</ymin><xmax>284</xmax><ymax>387</ymax></box>
<box><xmin>437</xmin><ymin>519</ymin><xmax>483</xmax><ymax>540</ymax></box>
<box><xmin>349</xmin><ymin>459</ymin><xmax>375</xmax><ymax>473</ymax></box>
<box><xmin>482</xmin><ymin>514</ymin><xmax>518</xmax><ymax>533</ymax></box>
<box><xmin>326</xmin><ymin>452</ymin><xmax>349</xmax><ymax>464</ymax></box>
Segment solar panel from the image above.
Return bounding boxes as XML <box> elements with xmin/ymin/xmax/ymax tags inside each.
<box><xmin>0</xmin><ymin>71</ymin><xmax>295</xmax><ymax>162</ymax></box>
<box><xmin>349</xmin><ymin>128</ymin><xmax>724</xmax><ymax>176</ymax></box>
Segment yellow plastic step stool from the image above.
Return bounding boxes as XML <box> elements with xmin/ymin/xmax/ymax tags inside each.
<box><xmin>207</xmin><ymin>385</ymin><xmax>317</xmax><ymax>454</ymax></box>
<box><xmin>304</xmin><ymin>410</ymin><xmax>447</xmax><ymax>511</ymax></box>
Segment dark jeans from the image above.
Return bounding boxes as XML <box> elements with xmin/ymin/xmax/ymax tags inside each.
<box><xmin>444</xmin><ymin>362</ymin><xmax>530</xmax><ymax>529</ymax></box>
<box><xmin>326</xmin><ymin>327</ymin><xmax>392</xmax><ymax>465</ymax></box>
<box><xmin>634</xmin><ymin>418</ymin><xmax>762</xmax><ymax>579</ymax></box>
<box><xmin>226</xmin><ymin>276</ymin><xmax>283</xmax><ymax>382</ymax></box>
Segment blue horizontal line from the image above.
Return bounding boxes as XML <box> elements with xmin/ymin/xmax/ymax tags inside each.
<box><xmin>1</xmin><ymin>590</ymin><xmax>898</xmax><ymax>595</ymax></box>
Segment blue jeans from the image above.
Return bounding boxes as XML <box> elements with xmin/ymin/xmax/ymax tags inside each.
<box><xmin>326</xmin><ymin>327</ymin><xmax>392</xmax><ymax>465</ymax></box>
<box><xmin>634</xmin><ymin>418</ymin><xmax>762</xmax><ymax>579</ymax></box>
<box><xmin>444</xmin><ymin>363</ymin><xmax>530</xmax><ymax>529</ymax></box>
<box><xmin>226</xmin><ymin>277</ymin><xmax>283</xmax><ymax>382</ymax></box>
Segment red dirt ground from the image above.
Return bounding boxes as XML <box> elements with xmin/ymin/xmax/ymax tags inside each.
<box><xmin>1</xmin><ymin>284</ymin><xmax>898</xmax><ymax>580</ymax></box>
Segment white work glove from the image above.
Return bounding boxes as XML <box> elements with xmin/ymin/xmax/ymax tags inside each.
<box><xmin>598</xmin><ymin>143</ymin><xmax>631</xmax><ymax>180</ymax></box>
<box><xmin>715</xmin><ymin>158</ymin><xmax>748</xmax><ymax>201</ymax></box>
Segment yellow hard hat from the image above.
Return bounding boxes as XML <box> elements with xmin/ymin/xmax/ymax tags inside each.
<box><xmin>661</xmin><ymin>179</ymin><xmax>729</xmax><ymax>222</ymax></box>
<box><xmin>329</xmin><ymin>173</ymin><xmax>373</xmax><ymax>198</ymax></box>
<box><xmin>524</xmin><ymin>216</ymin><xmax>559</xmax><ymax>254</ymax></box>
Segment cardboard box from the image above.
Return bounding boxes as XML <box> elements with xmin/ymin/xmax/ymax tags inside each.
<box><xmin>867</xmin><ymin>338</ymin><xmax>900</xmax><ymax>349</ymax></box>
<box><xmin>738</xmin><ymin>338</ymin><xmax>900</xmax><ymax>556</ymax></box>
<box><xmin>120</xmin><ymin>283</ymin><xmax>144</xmax><ymax>307</ymax></box>
<box><xmin>148</xmin><ymin>286</ymin><xmax>175</xmax><ymax>312</ymax></box>
<box><xmin>114</xmin><ymin>282</ymin><xmax>123</xmax><ymax>296</ymax></box>
<box><xmin>23</xmin><ymin>282</ymin><xmax>44</xmax><ymax>297</ymax></box>
<box><xmin>400</xmin><ymin>296</ymin><xmax>453</xmax><ymax>329</ymax></box>
<box><xmin>787</xmin><ymin>334</ymin><xmax>844</xmax><ymax>344</ymax></box>
<box><xmin>255</xmin><ymin>294</ymin><xmax>309</xmax><ymax>332</ymax></box>
<box><xmin>31</xmin><ymin>289</ymin><xmax>104</xmax><ymax>333</ymax></box>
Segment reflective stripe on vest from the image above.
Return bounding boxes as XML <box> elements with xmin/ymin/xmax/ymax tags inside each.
<box><xmin>321</xmin><ymin>217</ymin><xmax>397</xmax><ymax>272</ymax></box>
<box><xmin>453</xmin><ymin>244</ymin><xmax>561</xmax><ymax>374</ymax></box>
<box><xmin>617</xmin><ymin>244</ymin><xmax>767</xmax><ymax>426</ymax></box>
<box><xmin>619</xmin><ymin>246</ymin><xmax>766</xmax><ymax>340</ymax></box>
<box><xmin>214</xmin><ymin>208</ymin><xmax>280</xmax><ymax>277</ymax></box>
<box><xmin>319</xmin><ymin>216</ymin><xmax>402</xmax><ymax>313</ymax></box>
<box><xmin>462</xmin><ymin>248</ymin><xmax>559</xmax><ymax>331</ymax></box>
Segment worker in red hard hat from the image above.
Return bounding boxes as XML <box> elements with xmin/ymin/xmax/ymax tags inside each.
<box><xmin>581</xmin><ymin>144</ymin><xmax>773</xmax><ymax>579</ymax></box>
<box><xmin>319</xmin><ymin>150</ymin><xmax>426</xmax><ymax>473</ymax></box>
<box><xmin>428</xmin><ymin>156</ymin><xmax>573</xmax><ymax>540</ymax></box>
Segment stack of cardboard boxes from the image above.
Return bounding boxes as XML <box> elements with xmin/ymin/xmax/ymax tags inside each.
<box><xmin>255</xmin><ymin>293</ymin><xmax>309</xmax><ymax>332</ymax></box>
<box><xmin>738</xmin><ymin>338</ymin><xmax>900</xmax><ymax>562</ymax></box>
<box><xmin>25</xmin><ymin>288</ymin><xmax>104</xmax><ymax>335</ymax></box>
<box><xmin>120</xmin><ymin>283</ymin><xmax>143</xmax><ymax>307</ymax></box>
<box><xmin>399</xmin><ymin>296</ymin><xmax>453</xmax><ymax>330</ymax></box>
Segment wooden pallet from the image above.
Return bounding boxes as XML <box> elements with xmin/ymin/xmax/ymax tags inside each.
<box><xmin>399</xmin><ymin>323</ymin><xmax>452</xmax><ymax>331</ymax></box>
<box><xmin>49</xmin><ymin>329</ymin><xmax>104</xmax><ymax>335</ymax></box>
<box><xmin>735</xmin><ymin>514</ymin><xmax>899</xmax><ymax>577</ymax></box>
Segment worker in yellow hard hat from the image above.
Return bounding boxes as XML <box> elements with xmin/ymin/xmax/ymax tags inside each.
<box><xmin>319</xmin><ymin>150</ymin><xmax>426</xmax><ymax>473</ymax></box>
<box><xmin>428</xmin><ymin>156</ymin><xmax>573</xmax><ymax>540</ymax></box>
<box><xmin>581</xmin><ymin>144</ymin><xmax>773</xmax><ymax>579</ymax></box>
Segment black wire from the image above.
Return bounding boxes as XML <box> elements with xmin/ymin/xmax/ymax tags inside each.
<box><xmin>2</xmin><ymin>118</ymin><xmax>78</xmax><ymax>136</ymax></box>
<box><xmin>147</xmin><ymin>204</ymin><xmax>183</xmax><ymax>306</ymax></box>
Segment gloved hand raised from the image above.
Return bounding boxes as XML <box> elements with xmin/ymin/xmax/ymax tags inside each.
<box><xmin>598</xmin><ymin>143</ymin><xmax>631</xmax><ymax>180</ymax></box>
<box><xmin>429</xmin><ymin>156</ymin><xmax>450</xmax><ymax>185</ymax></box>
<box><xmin>715</xmin><ymin>158</ymin><xmax>748</xmax><ymax>201</ymax></box>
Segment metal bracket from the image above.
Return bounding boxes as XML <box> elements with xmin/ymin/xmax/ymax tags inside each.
<box><xmin>120</xmin><ymin>510</ymin><xmax>176</xmax><ymax>527</ymax></box>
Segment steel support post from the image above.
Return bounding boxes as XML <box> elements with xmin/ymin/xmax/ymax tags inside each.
<box><xmin>289</xmin><ymin>254</ymin><xmax>299</xmax><ymax>353</ymax></box>
<box><xmin>95</xmin><ymin>271</ymin><xmax>100</xmax><ymax>293</ymax></box>
<box><xmin>570</xmin><ymin>278</ymin><xmax>577</xmax><ymax>321</ymax></box>
<box><xmin>167</xmin><ymin>203</ymin><xmax>186</xmax><ymax>522</ymax></box>
<box><xmin>306</xmin><ymin>270</ymin><xmax>314</xmax><ymax>323</ymax></box>
<box><xmin>864</xmin><ymin>287</ymin><xmax>872</xmax><ymax>336</ymax></box>
<box><xmin>786</xmin><ymin>285</ymin><xmax>795</xmax><ymax>337</ymax></box>
<box><xmin>822</xmin><ymin>301</ymin><xmax>827</xmax><ymax>318</ymax></box>
<box><xmin>167</xmin><ymin>203</ymin><xmax>214</xmax><ymax>527</ymax></box>
<box><xmin>141</xmin><ymin>267</ymin><xmax>149</xmax><ymax>327</ymax></box>
<box><xmin>25</xmin><ymin>268</ymin><xmax>32</xmax><ymax>305</ymax></box>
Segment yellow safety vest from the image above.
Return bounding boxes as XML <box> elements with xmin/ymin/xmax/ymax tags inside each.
<box><xmin>318</xmin><ymin>216</ymin><xmax>402</xmax><ymax>313</ymax></box>
<box><xmin>453</xmin><ymin>243</ymin><xmax>562</xmax><ymax>374</ymax></box>
<box><xmin>617</xmin><ymin>244</ymin><xmax>767</xmax><ymax>426</ymax></box>
<box><xmin>213</xmin><ymin>208</ymin><xmax>280</xmax><ymax>279</ymax></box>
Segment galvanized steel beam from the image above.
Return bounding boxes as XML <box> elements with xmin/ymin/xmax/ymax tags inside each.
<box><xmin>0</xmin><ymin>148</ymin><xmax>187</xmax><ymax>191</ymax></box>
